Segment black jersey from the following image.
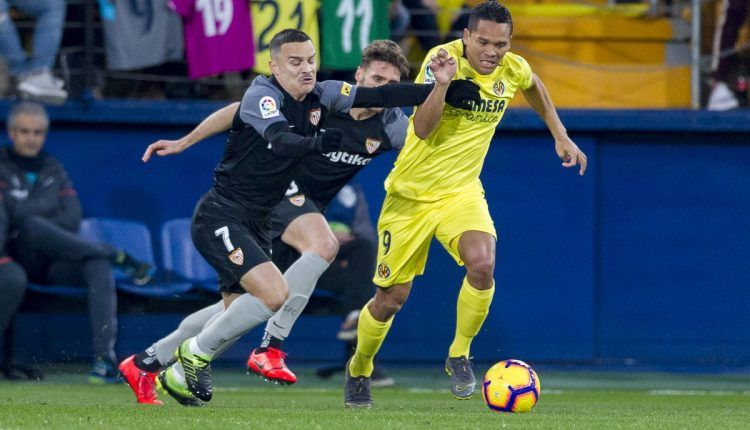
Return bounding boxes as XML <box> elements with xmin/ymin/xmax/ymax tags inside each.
<box><xmin>210</xmin><ymin>76</ymin><xmax>358</xmax><ymax>217</ymax></box>
<box><xmin>294</xmin><ymin>107</ymin><xmax>408</xmax><ymax>210</ymax></box>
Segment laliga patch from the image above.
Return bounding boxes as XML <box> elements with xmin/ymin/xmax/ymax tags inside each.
<box><xmin>493</xmin><ymin>80</ymin><xmax>505</xmax><ymax>96</ymax></box>
<box><xmin>289</xmin><ymin>194</ymin><xmax>306</xmax><ymax>207</ymax></box>
<box><xmin>424</xmin><ymin>66</ymin><xmax>435</xmax><ymax>84</ymax></box>
<box><xmin>340</xmin><ymin>82</ymin><xmax>352</xmax><ymax>96</ymax></box>
<box><xmin>377</xmin><ymin>263</ymin><xmax>391</xmax><ymax>279</ymax></box>
<box><xmin>228</xmin><ymin>247</ymin><xmax>244</xmax><ymax>265</ymax></box>
<box><xmin>259</xmin><ymin>96</ymin><xmax>279</xmax><ymax>119</ymax></box>
<box><xmin>309</xmin><ymin>108</ymin><xmax>321</xmax><ymax>126</ymax></box>
<box><xmin>365</xmin><ymin>137</ymin><xmax>381</xmax><ymax>154</ymax></box>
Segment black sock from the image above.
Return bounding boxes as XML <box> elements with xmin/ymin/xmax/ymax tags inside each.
<box><xmin>134</xmin><ymin>349</ymin><xmax>162</xmax><ymax>373</ymax></box>
<box><xmin>258</xmin><ymin>332</ymin><xmax>284</xmax><ymax>352</ymax></box>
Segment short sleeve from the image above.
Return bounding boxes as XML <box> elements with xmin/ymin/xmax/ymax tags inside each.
<box><xmin>316</xmin><ymin>80</ymin><xmax>358</xmax><ymax>113</ymax></box>
<box><xmin>516</xmin><ymin>56</ymin><xmax>534</xmax><ymax>91</ymax></box>
<box><xmin>239</xmin><ymin>78</ymin><xmax>288</xmax><ymax>137</ymax></box>
<box><xmin>381</xmin><ymin>108</ymin><xmax>409</xmax><ymax>150</ymax></box>
<box><xmin>416</xmin><ymin>46</ymin><xmax>442</xmax><ymax>85</ymax></box>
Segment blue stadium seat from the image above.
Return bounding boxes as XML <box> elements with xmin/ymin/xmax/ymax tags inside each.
<box><xmin>80</xmin><ymin>218</ymin><xmax>193</xmax><ymax>297</ymax></box>
<box><xmin>26</xmin><ymin>283</ymin><xmax>87</xmax><ymax>298</ymax></box>
<box><xmin>161</xmin><ymin>218</ymin><xmax>218</xmax><ymax>293</ymax></box>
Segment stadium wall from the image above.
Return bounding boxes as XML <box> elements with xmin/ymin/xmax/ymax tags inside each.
<box><xmin>3</xmin><ymin>101</ymin><xmax>749</xmax><ymax>366</ymax></box>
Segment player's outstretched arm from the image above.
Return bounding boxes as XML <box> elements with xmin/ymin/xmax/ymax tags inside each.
<box><xmin>413</xmin><ymin>48</ymin><xmax>456</xmax><ymax>139</ymax></box>
<box><xmin>522</xmin><ymin>74</ymin><xmax>587</xmax><ymax>176</ymax></box>
<box><xmin>142</xmin><ymin>102</ymin><xmax>239</xmax><ymax>162</ymax></box>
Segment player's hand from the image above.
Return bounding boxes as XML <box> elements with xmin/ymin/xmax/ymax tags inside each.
<box><xmin>555</xmin><ymin>137</ymin><xmax>587</xmax><ymax>176</ymax></box>
<box><xmin>314</xmin><ymin>128</ymin><xmax>344</xmax><ymax>153</ymax></box>
<box><xmin>142</xmin><ymin>139</ymin><xmax>188</xmax><ymax>162</ymax></box>
<box><xmin>428</xmin><ymin>48</ymin><xmax>457</xmax><ymax>85</ymax></box>
<box><xmin>445</xmin><ymin>79</ymin><xmax>481</xmax><ymax>110</ymax></box>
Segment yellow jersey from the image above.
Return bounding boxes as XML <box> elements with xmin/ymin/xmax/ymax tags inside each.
<box><xmin>384</xmin><ymin>39</ymin><xmax>533</xmax><ymax>201</ymax></box>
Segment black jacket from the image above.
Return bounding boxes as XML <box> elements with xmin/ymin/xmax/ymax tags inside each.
<box><xmin>0</xmin><ymin>146</ymin><xmax>82</xmax><ymax>255</ymax></box>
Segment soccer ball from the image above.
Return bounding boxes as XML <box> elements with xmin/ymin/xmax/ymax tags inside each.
<box><xmin>481</xmin><ymin>359</ymin><xmax>540</xmax><ymax>413</ymax></box>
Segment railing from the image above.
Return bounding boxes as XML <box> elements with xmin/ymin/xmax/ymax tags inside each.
<box><xmin>5</xmin><ymin>0</ymin><xmax>748</xmax><ymax>108</ymax></box>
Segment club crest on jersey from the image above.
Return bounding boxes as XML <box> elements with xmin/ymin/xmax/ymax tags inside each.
<box><xmin>228</xmin><ymin>247</ymin><xmax>244</xmax><ymax>265</ymax></box>
<box><xmin>340</xmin><ymin>82</ymin><xmax>352</xmax><ymax>96</ymax></box>
<box><xmin>259</xmin><ymin>96</ymin><xmax>279</xmax><ymax>119</ymax></box>
<box><xmin>424</xmin><ymin>66</ymin><xmax>435</xmax><ymax>84</ymax></box>
<box><xmin>493</xmin><ymin>80</ymin><xmax>505</xmax><ymax>96</ymax></box>
<box><xmin>365</xmin><ymin>137</ymin><xmax>381</xmax><ymax>154</ymax></box>
<box><xmin>289</xmin><ymin>194</ymin><xmax>306</xmax><ymax>207</ymax></box>
<box><xmin>309</xmin><ymin>108</ymin><xmax>321</xmax><ymax>126</ymax></box>
<box><xmin>377</xmin><ymin>263</ymin><xmax>391</xmax><ymax>279</ymax></box>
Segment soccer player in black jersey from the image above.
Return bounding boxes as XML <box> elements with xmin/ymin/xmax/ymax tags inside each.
<box><xmin>122</xmin><ymin>31</ymin><xmax>477</xmax><ymax>406</ymax></box>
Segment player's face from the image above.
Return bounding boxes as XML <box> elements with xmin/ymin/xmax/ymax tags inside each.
<box><xmin>8</xmin><ymin>113</ymin><xmax>47</xmax><ymax>157</ymax></box>
<box><xmin>463</xmin><ymin>19</ymin><xmax>512</xmax><ymax>75</ymax></box>
<box><xmin>270</xmin><ymin>40</ymin><xmax>317</xmax><ymax>100</ymax></box>
<box><xmin>355</xmin><ymin>60</ymin><xmax>402</xmax><ymax>114</ymax></box>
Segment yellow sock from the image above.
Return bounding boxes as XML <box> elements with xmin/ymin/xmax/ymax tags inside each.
<box><xmin>348</xmin><ymin>303</ymin><xmax>393</xmax><ymax>377</ymax></box>
<box><xmin>448</xmin><ymin>278</ymin><xmax>495</xmax><ymax>358</ymax></box>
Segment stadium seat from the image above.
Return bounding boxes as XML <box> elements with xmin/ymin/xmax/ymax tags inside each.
<box><xmin>80</xmin><ymin>218</ymin><xmax>193</xmax><ymax>297</ymax></box>
<box><xmin>161</xmin><ymin>218</ymin><xmax>219</xmax><ymax>293</ymax></box>
<box><xmin>26</xmin><ymin>283</ymin><xmax>87</xmax><ymax>298</ymax></box>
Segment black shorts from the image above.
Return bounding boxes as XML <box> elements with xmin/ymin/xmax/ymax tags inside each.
<box><xmin>191</xmin><ymin>191</ymin><xmax>272</xmax><ymax>294</ymax></box>
<box><xmin>268</xmin><ymin>191</ymin><xmax>321</xmax><ymax>241</ymax></box>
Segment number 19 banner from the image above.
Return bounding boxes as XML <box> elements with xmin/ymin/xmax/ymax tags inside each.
<box><xmin>251</xmin><ymin>0</ymin><xmax>320</xmax><ymax>75</ymax></box>
<box><xmin>320</xmin><ymin>0</ymin><xmax>390</xmax><ymax>70</ymax></box>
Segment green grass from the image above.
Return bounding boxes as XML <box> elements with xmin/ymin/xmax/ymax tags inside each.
<box><xmin>1</xmin><ymin>366</ymin><xmax>749</xmax><ymax>429</ymax></box>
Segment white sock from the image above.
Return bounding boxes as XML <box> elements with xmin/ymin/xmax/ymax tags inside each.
<box><xmin>264</xmin><ymin>252</ymin><xmax>330</xmax><ymax>342</ymax></box>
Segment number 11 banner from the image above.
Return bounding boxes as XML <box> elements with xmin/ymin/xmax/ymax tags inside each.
<box><xmin>320</xmin><ymin>0</ymin><xmax>390</xmax><ymax>70</ymax></box>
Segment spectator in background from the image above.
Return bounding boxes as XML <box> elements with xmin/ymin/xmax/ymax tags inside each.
<box><xmin>0</xmin><ymin>102</ymin><xmax>153</xmax><ymax>383</ymax></box>
<box><xmin>403</xmin><ymin>0</ymin><xmax>442</xmax><ymax>52</ymax></box>
<box><xmin>312</xmin><ymin>182</ymin><xmax>394</xmax><ymax>387</ymax></box>
<box><xmin>707</xmin><ymin>0</ymin><xmax>749</xmax><ymax>111</ymax></box>
<box><xmin>0</xmin><ymin>0</ymin><xmax>68</xmax><ymax>103</ymax></box>
<box><xmin>390</xmin><ymin>0</ymin><xmax>411</xmax><ymax>42</ymax></box>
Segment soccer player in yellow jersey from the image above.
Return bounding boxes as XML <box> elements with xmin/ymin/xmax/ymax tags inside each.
<box><xmin>344</xmin><ymin>0</ymin><xmax>587</xmax><ymax>408</ymax></box>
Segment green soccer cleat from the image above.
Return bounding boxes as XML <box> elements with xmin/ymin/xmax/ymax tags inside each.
<box><xmin>156</xmin><ymin>367</ymin><xmax>205</xmax><ymax>407</ymax></box>
<box><xmin>445</xmin><ymin>356</ymin><xmax>476</xmax><ymax>399</ymax></box>
<box><xmin>176</xmin><ymin>338</ymin><xmax>213</xmax><ymax>402</ymax></box>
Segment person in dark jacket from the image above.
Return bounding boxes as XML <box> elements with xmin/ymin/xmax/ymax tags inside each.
<box><xmin>0</xmin><ymin>101</ymin><xmax>152</xmax><ymax>383</ymax></box>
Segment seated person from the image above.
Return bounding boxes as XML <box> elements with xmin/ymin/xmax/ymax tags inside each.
<box><xmin>309</xmin><ymin>182</ymin><xmax>394</xmax><ymax>387</ymax></box>
<box><xmin>0</xmin><ymin>102</ymin><xmax>152</xmax><ymax>383</ymax></box>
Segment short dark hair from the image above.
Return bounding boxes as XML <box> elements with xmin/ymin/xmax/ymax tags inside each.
<box><xmin>360</xmin><ymin>40</ymin><xmax>410</xmax><ymax>78</ymax></box>
<box><xmin>468</xmin><ymin>1</ymin><xmax>513</xmax><ymax>34</ymax></box>
<box><xmin>269</xmin><ymin>29</ymin><xmax>313</xmax><ymax>57</ymax></box>
<box><xmin>7</xmin><ymin>101</ymin><xmax>49</xmax><ymax>130</ymax></box>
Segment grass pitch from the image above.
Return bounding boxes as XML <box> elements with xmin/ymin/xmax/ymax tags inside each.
<box><xmin>1</xmin><ymin>365</ymin><xmax>749</xmax><ymax>429</ymax></box>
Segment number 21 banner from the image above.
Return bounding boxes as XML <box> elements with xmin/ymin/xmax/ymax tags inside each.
<box><xmin>250</xmin><ymin>0</ymin><xmax>320</xmax><ymax>75</ymax></box>
<box><xmin>320</xmin><ymin>0</ymin><xmax>390</xmax><ymax>70</ymax></box>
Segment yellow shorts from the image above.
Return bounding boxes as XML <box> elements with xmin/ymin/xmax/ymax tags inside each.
<box><xmin>373</xmin><ymin>185</ymin><xmax>496</xmax><ymax>287</ymax></box>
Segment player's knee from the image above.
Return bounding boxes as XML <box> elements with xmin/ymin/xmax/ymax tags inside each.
<box><xmin>315</xmin><ymin>233</ymin><xmax>339</xmax><ymax>262</ymax></box>
<box><xmin>264</xmin><ymin>282</ymin><xmax>289</xmax><ymax>312</ymax></box>
<box><xmin>464</xmin><ymin>251</ymin><xmax>495</xmax><ymax>276</ymax></box>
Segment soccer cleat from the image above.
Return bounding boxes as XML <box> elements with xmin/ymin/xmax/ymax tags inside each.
<box><xmin>114</xmin><ymin>251</ymin><xmax>155</xmax><ymax>285</ymax></box>
<box><xmin>119</xmin><ymin>355</ymin><xmax>163</xmax><ymax>405</ymax></box>
<box><xmin>88</xmin><ymin>356</ymin><xmax>122</xmax><ymax>385</ymax></box>
<box><xmin>445</xmin><ymin>356</ymin><xmax>476</xmax><ymax>399</ymax></box>
<box><xmin>246</xmin><ymin>347</ymin><xmax>297</xmax><ymax>385</ymax></box>
<box><xmin>344</xmin><ymin>359</ymin><xmax>373</xmax><ymax>408</ymax></box>
<box><xmin>176</xmin><ymin>339</ymin><xmax>213</xmax><ymax>401</ymax></box>
<box><xmin>156</xmin><ymin>367</ymin><xmax>205</xmax><ymax>407</ymax></box>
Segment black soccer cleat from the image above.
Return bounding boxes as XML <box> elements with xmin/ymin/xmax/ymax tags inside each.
<box><xmin>344</xmin><ymin>359</ymin><xmax>373</xmax><ymax>408</ymax></box>
<box><xmin>176</xmin><ymin>339</ymin><xmax>213</xmax><ymax>402</ymax></box>
<box><xmin>445</xmin><ymin>356</ymin><xmax>476</xmax><ymax>399</ymax></box>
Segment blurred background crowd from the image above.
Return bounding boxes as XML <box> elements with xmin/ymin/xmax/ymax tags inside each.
<box><xmin>0</xmin><ymin>0</ymin><xmax>748</xmax><ymax>109</ymax></box>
